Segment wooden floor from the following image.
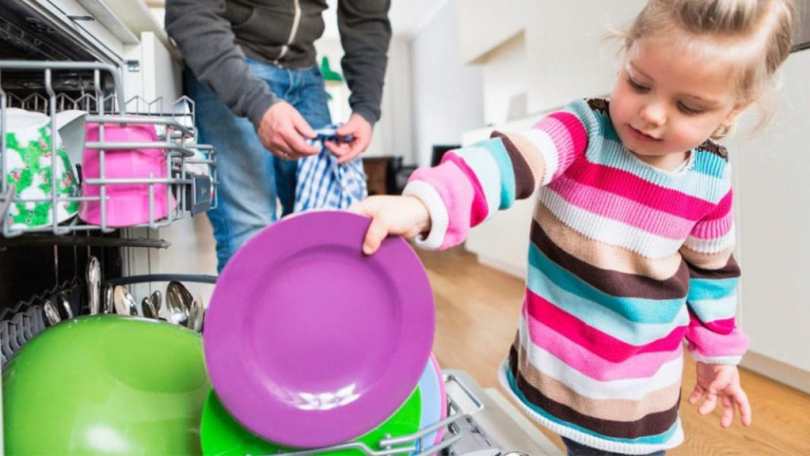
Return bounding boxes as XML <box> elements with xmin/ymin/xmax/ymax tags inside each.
<box><xmin>419</xmin><ymin>247</ymin><xmax>810</xmax><ymax>455</ymax></box>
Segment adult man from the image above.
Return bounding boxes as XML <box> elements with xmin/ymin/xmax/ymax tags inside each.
<box><xmin>166</xmin><ymin>0</ymin><xmax>391</xmax><ymax>270</ymax></box>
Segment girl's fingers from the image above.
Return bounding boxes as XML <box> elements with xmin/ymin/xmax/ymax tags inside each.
<box><xmin>734</xmin><ymin>387</ymin><xmax>753</xmax><ymax>426</ymax></box>
<box><xmin>699</xmin><ymin>392</ymin><xmax>718</xmax><ymax>415</ymax></box>
<box><xmin>721</xmin><ymin>395</ymin><xmax>734</xmax><ymax>428</ymax></box>
<box><xmin>362</xmin><ymin>217</ymin><xmax>388</xmax><ymax>255</ymax></box>
<box><xmin>688</xmin><ymin>385</ymin><xmax>704</xmax><ymax>404</ymax></box>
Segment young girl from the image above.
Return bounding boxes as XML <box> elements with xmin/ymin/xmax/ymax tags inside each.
<box><xmin>351</xmin><ymin>0</ymin><xmax>796</xmax><ymax>454</ymax></box>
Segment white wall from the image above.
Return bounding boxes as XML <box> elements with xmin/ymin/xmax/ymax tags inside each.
<box><xmin>726</xmin><ymin>49</ymin><xmax>810</xmax><ymax>375</ymax></box>
<box><xmin>411</xmin><ymin>0</ymin><xmax>485</xmax><ymax>167</ymax></box>
<box><xmin>524</xmin><ymin>1</ymin><xmax>644</xmax><ymax>113</ymax></box>
<box><xmin>480</xmin><ymin>33</ymin><xmax>530</xmax><ymax>126</ymax></box>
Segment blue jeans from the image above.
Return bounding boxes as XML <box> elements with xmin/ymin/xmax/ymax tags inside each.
<box><xmin>562</xmin><ymin>437</ymin><xmax>665</xmax><ymax>456</ymax></box>
<box><xmin>185</xmin><ymin>59</ymin><xmax>332</xmax><ymax>271</ymax></box>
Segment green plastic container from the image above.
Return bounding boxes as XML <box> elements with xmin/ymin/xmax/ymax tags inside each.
<box><xmin>2</xmin><ymin>315</ymin><xmax>210</xmax><ymax>455</ymax></box>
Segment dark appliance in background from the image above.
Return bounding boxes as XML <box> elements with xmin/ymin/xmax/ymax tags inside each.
<box><xmin>363</xmin><ymin>156</ymin><xmax>418</xmax><ymax>195</ymax></box>
<box><xmin>431</xmin><ymin>144</ymin><xmax>460</xmax><ymax>167</ymax></box>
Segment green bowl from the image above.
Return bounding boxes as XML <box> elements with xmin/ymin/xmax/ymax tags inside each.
<box><xmin>2</xmin><ymin>315</ymin><xmax>210</xmax><ymax>455</ymax></box>
<box><xmin>200</xmin><ymin>387</ymin><xmax>421</xmax><ymax>455</ymax></box>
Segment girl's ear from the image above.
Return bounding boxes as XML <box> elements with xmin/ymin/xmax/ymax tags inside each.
<box><xmin>723</xmin><ymin>100</ymin><xmax>751</xmax><ymax>126</ymax></box>
<box><xmin>712</xmin><ymin>101</ymin><xmax>752</xmax><ymax>140</ymax></box>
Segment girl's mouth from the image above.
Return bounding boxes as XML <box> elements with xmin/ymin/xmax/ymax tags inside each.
<box><xmin>629</xmin><ymin>125</ymin><xmax>662</xmax><ymax>142</ymax></box>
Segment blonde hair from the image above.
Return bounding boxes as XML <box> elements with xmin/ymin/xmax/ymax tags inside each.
<box><xmin>620</xmin><ymin>0</ymin><xmax>796</xmax><ymax>139</ymax></box>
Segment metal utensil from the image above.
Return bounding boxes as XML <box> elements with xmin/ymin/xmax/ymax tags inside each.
<box><xmin>166</xmin><ymin>281</ymin><xmax>193</xmax><ymax>327</ymax></box>
<box><xmin>113</xmin><ymin>286</ymin><xmax>138</xmax><ymax>316</ymax></box>
<box><xmin>189</xmin><ymin>294</ymin><xmax>204</xmax><ymax>332</ymax></box>
<box><xmin>102</xmin><ymin>283</ymin><xmax>114</xmax><ymax>314</ymax></box>
<box><xmin>141</xmin><ymin>295</ymin><xmax>158</xmax><ymax>319</ymax></box>
<box><xmin>58</xmin><ymin>291</ymin><xmax>74</xmax><ymax>320</ymax></box>
<box><xmin>86</xmin><ymin>256</ymin><xmax>101</xmax><ymax>315</ymax></box>
<box><xmin>43</xmin><ymin>297</ymin><xmax>61</xmax><ymax>326</ymax></box>
<box><xmin>150</xmin><ymin>290</ymin><xmax>162</xmax><ymax>315</ymax></box>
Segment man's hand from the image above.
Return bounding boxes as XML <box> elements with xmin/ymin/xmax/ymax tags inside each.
<box><xmin>325</xmin><ymin>113</ymin><xmax>373</xmax><ymax>164</ymax></box>
<box><xmin>688</xmin><ymin>361</ymin><xmax>752</xmax><ymax>428</ymax></box>
<box><xmin>257</xmin><ymin>101</ymin><xmax>319</xmax><ymax>159</ymax></box>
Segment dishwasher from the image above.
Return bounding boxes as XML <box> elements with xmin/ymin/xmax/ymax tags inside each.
<box><xmin>0</xmin><ymin>3</ymin><xmax>560</xmax><ymax>455</ymax></box>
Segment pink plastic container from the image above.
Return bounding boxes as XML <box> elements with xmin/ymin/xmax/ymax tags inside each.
<box><xmin>79</xmin><ymin>124</ymin><xmax>174</xmax><ymax>227</ymax></box>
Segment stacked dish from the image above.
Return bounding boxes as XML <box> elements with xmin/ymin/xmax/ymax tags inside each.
<box><xmin>202</xmin><ymin>211</ymin><xmax>440</xmax><ymax>453</ymax></box>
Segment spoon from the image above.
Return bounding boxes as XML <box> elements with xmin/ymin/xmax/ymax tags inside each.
<box><xmin>113</xmin><ymin>286</ymin><xmax>138</xmax><ymax>316</ymax></box>
<box><xmin>102</xmin><ymin>283</ymin><xmax>114</xmax><ymax>314</ymax></box>
<box><xmin>86</xmin><ymin>256</ymin><xmax>101</xmax><ymax>315</ymax></box>
<box><xmin>189</xmin><ymin>294</ymin><xmax>205</xmax><ymax>332</ymax></box>
<box><xmin>150</xmin><ymin>290</ymin><xmax>162</xmax><ymax>315</ymax></box>
<box><xmin>58</xmin><ymin>291</ymin><xmax>74</xmax><ymax>320</ymax></box>
<box><xmin>141</xmin><ymin>295</ymin><xmax>158</xmax><ymax>319</ymax></box>
<box><xmin>166</xmin><ymin>281</ymin><xmax>193</xmax><ymax>327</ymax></box>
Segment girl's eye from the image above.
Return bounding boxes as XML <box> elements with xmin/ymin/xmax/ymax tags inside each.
<box><xmin>677</xmin><ymin>102</ymin><xmax>704</xmax><ymax>115</ymax></box>
<box><xmin>627</xmin><ymin>77</ymin><xmax>649</xmax><ymax>92</ymax></box>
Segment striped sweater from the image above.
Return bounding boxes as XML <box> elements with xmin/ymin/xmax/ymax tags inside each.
<box><xmin>402</xmin><ymin>98</ymin><xmax>748</xmax><ymax>454</ymax></box>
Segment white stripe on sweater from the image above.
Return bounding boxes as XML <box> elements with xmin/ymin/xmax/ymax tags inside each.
<box><xmin>403</xmin><ymin>181</ymin><xmax>449</xmax><ymax>250</ymax></box>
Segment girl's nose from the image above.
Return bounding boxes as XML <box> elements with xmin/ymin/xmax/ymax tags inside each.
<box><xmin>640</xmin><ymin>101</ymin><xmax>666</xmax><ymax>127</ymax></box>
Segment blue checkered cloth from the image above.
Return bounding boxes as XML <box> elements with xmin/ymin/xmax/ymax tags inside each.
<box><xmin>293</xmin><ymin>125</ymin><xmax>367</xmax><ymax>212</ymax></box>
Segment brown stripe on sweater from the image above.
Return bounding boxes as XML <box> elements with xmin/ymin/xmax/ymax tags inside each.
<box><xmin>684</xmin><ymin>255</ymin><xmax>740</xmax><ymax>279</ymax></box>
<box><xmin>534</xmin><ymin>203</ymin><xmax>684</xmax><ymax>280</ymax></box>
<box><xmin>508</xmin><ymin>348</ymin><xmax>680</xmax><ymax>439</ymax></box>
<box><xmin>587</xmin><ymin>98</ymin><xmax>610</xmax><ymax>115</ymax></box>
<box><xmin>515</xmin><ymin>344</ymin><xmax>681</xmax><ymax>422</ymax></box>
<box><xmin>491</xmin><ymin>131</ymin><xmax>536</xmax><ymax>199</ymax></box>
<box><xmin>696</xmin><ymin>139</ymin><xmax>729</xmax><ymax>160</ymax></box>
<box><xmin>531</xmin><ymin>220</ymin><xmax>690</xmax><ymax>299</ymax></box>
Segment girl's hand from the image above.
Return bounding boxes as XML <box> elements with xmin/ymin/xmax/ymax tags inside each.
<box><xmin>688</xmin><ymin>361</ymin><xmax>752</xmax><ymax>428</ymax></box>
<box><xmin>350</xmin><ymin>195</ymin><xmax>431</xmax><ymax>255</ymax></box>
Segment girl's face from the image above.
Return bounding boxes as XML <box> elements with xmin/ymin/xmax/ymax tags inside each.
<box><xmin>609</xmin><ymin>34</ymin><xmax>748</xmax><ymax>170</ymax></box>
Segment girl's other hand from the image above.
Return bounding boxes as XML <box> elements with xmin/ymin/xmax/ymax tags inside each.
<box><xmin>688</xmin><ymin>362</ymin><xmax>752</xmax><ymax>428</ymax></box>
<box><xmin>350</xmin><ymin>195</ymin><xmax>431</xmax><ymax>255</ymax></box>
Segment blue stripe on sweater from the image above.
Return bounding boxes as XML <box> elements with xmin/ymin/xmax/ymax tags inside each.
<box><xmin>528</xmin><ymin>244</ymin><xmax>685</xmax><ymax>324</ymax></box>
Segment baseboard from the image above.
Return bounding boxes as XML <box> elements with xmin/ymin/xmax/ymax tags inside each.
<box><xmin>741</xmin><ymin>351</ymin><xmax>810</xmax><ymax>395</ymax></box>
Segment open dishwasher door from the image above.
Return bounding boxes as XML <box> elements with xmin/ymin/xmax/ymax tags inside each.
<box><xmin>443</xmin><ymin>370</ymin><xmax>561</xmax><ymax>456</ymax></box>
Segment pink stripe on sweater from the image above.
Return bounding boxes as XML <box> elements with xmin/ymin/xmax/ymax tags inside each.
<box><xmin>534</xmin><ymin>112</ymin><xmax>589</xmax><ymax>181</ymax></box>
<box><xmin>547</xmin><ymin>175</ymin><xmax>694</xmax><ymax>240</ymax></box>
<box><xmin>689</xmin><ymin>311</ymin><xmax>737</xmax><ymax>335</ymax></box>
<box><xmin>409</xmin><ymin>162</ymin><xmax>474</xmax><ymax>249</ymax></box>
<box><xmin>690</xmin><ymin>210</ymin><xmax>733</xmax><ymax>239</ymax></box>
<box><xmin>441</xmin><ymin>151</ymin><xmax>489</xmax><ymax>226</ymax></box>
<box><xmin>527</xmin><ymin>290</ymin><xmax>687</xmax><ymax>363</ymax></box>
<box><xmin>564</xmin><ymin>158</ymin><xmax>715</xmax><ymax>220</ymax></box>
<box><xmin>525</xmin><ymin>307</ymin><xmax>684</xmax><ymax>381</ymax></box>
<box><xmin>686</xmin><ymin>324</ymin><xmax>749</xmax><ymax>357</ymax></box>
<box><xmin>705</xmin><ymin>191</ymin><xmax>732</xmax><ymax>221</ymax></box>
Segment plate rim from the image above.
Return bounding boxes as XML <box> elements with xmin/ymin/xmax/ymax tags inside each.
<box><xmin>202</xmin><ymin>211</ymin><xmax>435</xmax><ymax>448</ymax></box>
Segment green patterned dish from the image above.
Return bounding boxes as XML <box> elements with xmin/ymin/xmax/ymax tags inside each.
<box><xmin>3</xmin><ymin>109</ymin><xmax>85</xmax><ymax>229</ymax></box>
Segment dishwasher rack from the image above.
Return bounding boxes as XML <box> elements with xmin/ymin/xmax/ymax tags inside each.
<box><xmin>257</xmin><ymin>371</ymin><xmax>484</xmax><ymax>456</ymax></box>
<box><xmin>0</xmin><ymin>60</ymin><xmax>218</xmax><ymax>237</ymax></box>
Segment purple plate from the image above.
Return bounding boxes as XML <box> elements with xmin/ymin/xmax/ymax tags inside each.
<box><xmin>203</xmin><ymin>210</ymin><xmax>435</xmax><ymax>448</ymax></box>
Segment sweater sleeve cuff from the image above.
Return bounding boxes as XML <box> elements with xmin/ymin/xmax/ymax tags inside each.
<box><xmin>352</xmin><ymin>106</ymin><xmax>379</xmax><ymax>126</ymax></box>
<box><xmin>402</xmin><ymin>181</ymin><xmax>448</xmax><ymax>250</ymax></box>
<box><xmin>247</xmin><ymin>93</ymin><xmax>280</xmax><ymax>130</ymax></box>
